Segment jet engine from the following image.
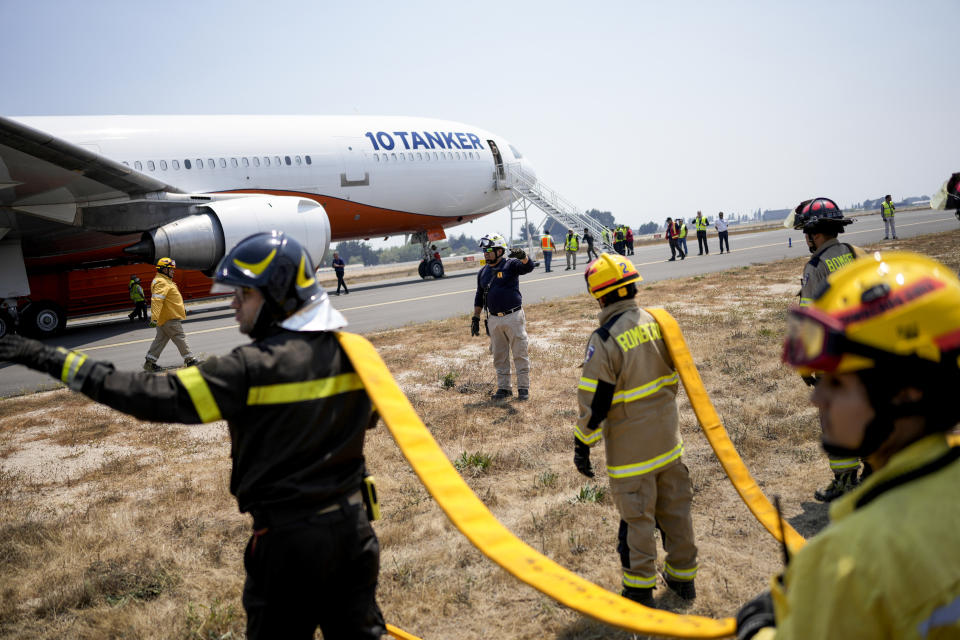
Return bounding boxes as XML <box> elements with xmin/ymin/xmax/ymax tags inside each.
<box><xmin>125</xmin><ymin>195</ymin><xmax>331</xmax><ymax>273</ymax></box>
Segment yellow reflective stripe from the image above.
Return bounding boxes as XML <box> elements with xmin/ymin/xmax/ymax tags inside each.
<box><xmin>799</xmin><ymin>297</ymin><xmax>812</xmax><ymax>307</ymax></box>
<box><xmin>335</xmin><ymin>331</ymin><xmax>735</xmax><ymax>636</ymax></box>
<box><xmin>611</xmin><ymin>372</ymin><xmax>679</xmax><ymax>405</ymax></box>
<box><xmin>247</xmin><ymin>372</ymin><xmax>363</xmax><ymax>405</ymax></box>
<box><xmin>607</xmin><ymin>441</ymin><xmax>684</xmax><ymax>478</ymax></box>
<box><xmin>647</xmin><ymin>307</ymin><xmax>806</xmax><ymax>553</ymax></box>
<box><xmin>233</xmin><ymin>248</ymin><xmax>276</xmax><ymax>275</ymax></box>
<box><xmin>578</xmin><ymin>376</ymin><xmax>598</xmax><ymax>392</ymax></box>
<box><xmin>175</xmin><ymin>367</ymin><xmax>222</xmax><ymax>423</ymax></box>
<box><xmin>622</xmin><ymin>571</ymin><xmax>657</xmax><ymax>588</ymax></box>
<box><xmin>574</xmin><ymin>424</ymin><xmax>603</xmax><ymax>445</ymax></box>
<box><xmin>829</xmin><ymin>457</ymin><xmax>860</xmax><ymax>471</ymax></box>
<box><xmin>296</xmin><ymin>251</ymin><xmax>316</xmax><ymax>288</ymax></box>
<box><xmin>665</xmin><ymin>562</ymin><xmax>698</xmax><ymax>580</ymax></box>
<box><xmin>59</xmin><ymin>349</ymin><xmax>87</xmax><ymax>385</ymax></box>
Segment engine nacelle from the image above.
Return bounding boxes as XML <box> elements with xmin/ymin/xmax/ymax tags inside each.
<box><xmin>126</xmin><ymin>195</ymin><xmax>331</xmax><ymax>273</ymax></box>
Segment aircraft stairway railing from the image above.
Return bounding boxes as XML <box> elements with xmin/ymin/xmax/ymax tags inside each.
<box><xmin>501</xmin><ymin>163</ymin><xmax>616</xmax><ymax>253</ymax></box>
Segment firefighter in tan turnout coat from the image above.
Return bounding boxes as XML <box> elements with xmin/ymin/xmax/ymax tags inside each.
<box><xmin>573</xmin><ymin>253</ymin><xmax>698</xmax><ymax>607</ymax></box>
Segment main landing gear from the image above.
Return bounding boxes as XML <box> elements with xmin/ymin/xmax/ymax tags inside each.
<box><xmin>412</xmin><ymin>231</ymin><xmax>444</xmax><ymax>279</ymax></box>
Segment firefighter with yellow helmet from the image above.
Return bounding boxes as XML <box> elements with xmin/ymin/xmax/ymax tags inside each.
<box><xmin>144</xmin><ymin>257</ymin><xmax>198</xmax><ymax>371</ymax></box>
<box><xmin>737</xmin><ymin>251</ymin><xmax>960</xmax><ymax>639</ymax></box>
<box><xmin>574</xmin><ymin>253</ymin><xmax>698</xmax><ymax>607</ymax></box>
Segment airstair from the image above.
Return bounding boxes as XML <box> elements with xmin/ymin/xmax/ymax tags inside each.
<box><xmin>498</xmin><ymin>163</ymin><xmax>615</xmax><ymax>255</ymax></box>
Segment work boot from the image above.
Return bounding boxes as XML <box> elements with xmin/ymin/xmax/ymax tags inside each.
<box><xmin>517</xmin><ymin>388</ymin><xmax>529</xmax><ymax>401</ymax></box>
<box><xmin>621</xmin><ymin>586</ymin><xmax>654</xmax><ymax>607</ymax></box>
<box><xmin>143</xmin><ymin>360</ymin><xmax>163</xmax><ymax>373</ymax></box>
<box><xmin>491</xmin><ymin>389</ymin><xmax>512</xmax><ymax>401</ymax></box>
<box><xmin>184</xmin><ymin>357</ymin><xmax>200</xmax><ymax>367</ymax></box>
<box><xmin>814</xmin><ymin>469</ymin><xmax>859</xmax><ymax>502</ymax></box>
<box><xmin>665</xmin><ymin>578</ymin><xmax>696</xmax><ymax>601</ymax></box>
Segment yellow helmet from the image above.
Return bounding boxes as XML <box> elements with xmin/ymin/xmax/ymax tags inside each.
<box><xmin>584</xmin><ymin>253</ymin><xmax>642</xmax><ymax>299</ymax></box>
<box><xmin>783</xmin><ymin>251</ymin><xmax>960</xmax><ymax>375</ymax></box>
<box><xmin>156</xmin><ymin>257</ymin><xmax>176</xmax><ymax>270</ymax></box>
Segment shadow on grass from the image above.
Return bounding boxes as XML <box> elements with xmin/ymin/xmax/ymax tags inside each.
<box><xmin>788</xmin><ymin>501</ymin><xmax>830</xmax><ymax>538</ymax></box>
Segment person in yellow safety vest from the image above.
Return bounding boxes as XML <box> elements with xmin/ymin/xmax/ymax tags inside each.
<box><xmin>575</xmin><ymin>254</ymin><xmax>699</xmax><ymax>607</ymax></box>
<box><xmin>880</xmin><ymin>194</ymin><xmax>897</xmax><ymax>240</ymax></box>
<box><xmin>792</xmin><ymin>197</ymin><xmax>867</xmax><ymax>502</ymax></box>
<box><xmin>127</xmin><ymin>275</ymin><xmax>148</xmax><ymax>322</ymax></box>
<box><xmin>737</xmin><ymin>250</ymin><xmax>960</xmax><ymax>640</ymax></box>
<box><xmin>144</xmin><ymin>257</ymin><xmax>198</xmax><ymax>372</ymax></box>
<box><xmin>540</xmin><ymin>231</ymin><xmax>556</xmax><ymax>272</ymax></box>
<box><xmin>564</xmin><ymin>229</ymin><xmax>580</xmax><ymax>270</ymax></box>
<box><xmin>677</xmin><ymin>218</ymin><xmax>689</xmax><ymax>256</ymax></box>
<box><xmin>695</xmin><ymin>211</ymin><xmax>709</xmax><ymax>255</ymax></box>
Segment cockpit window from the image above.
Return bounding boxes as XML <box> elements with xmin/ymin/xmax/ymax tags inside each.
<box><xmin>509</xmin><ymin>144</ymin><xmax>523</xmax><ymax>159</ymax></box>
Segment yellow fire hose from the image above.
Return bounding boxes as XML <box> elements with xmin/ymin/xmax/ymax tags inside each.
<box><xmin>338</xmin><ymin>330</ymin><xmax>736</xmax><ymax>639</ymax></box>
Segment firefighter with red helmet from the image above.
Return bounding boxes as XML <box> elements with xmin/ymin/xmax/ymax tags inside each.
<box><xmin>791</xmin><ymin>197</ymin><xmax>868</xmax><ymax>501</ymax></box>
<box><xmin>737</xmin><ymin>251</ymin><xmax>960</xmax><ymax>639</ymax></box>
<box><xmin>574</xmin><ymin>253</ymin><xmax>699</xmax><ymax>607</ymax></box>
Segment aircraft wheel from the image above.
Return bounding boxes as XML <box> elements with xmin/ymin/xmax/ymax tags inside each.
<box><xmin>418</xmin><ymin>260</ymin><xmax>429</xmax><ymax>279</ymax></box>
<box><xmin>0</xmin><ymin>310</ymin><xmax>14</xmax><ymax>339</ymax></box>
<box><xmin>20</xmin><ymin>301</ymin><xmax>66</xmax><ymax>338</ymax></box>
<box><xmin>428</xmin><ymin>259</ymin><xmax>445</xmax><ymax>278</ymax></box>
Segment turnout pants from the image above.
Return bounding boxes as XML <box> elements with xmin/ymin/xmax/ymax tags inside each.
<box><xmin>612</xmin><ymin>460</ymin><xmax>698</xmax><ymax>590</ymax></box>
<box><xmin>243</xmin><ymin>502</ymin><xmax>385</xmax><ymax>640</ymax></box>
<box><xmin>883</xmin><ymin>216</ymin><xmax>896</xmax><ymax>238</ymax></box>
<box><xmin>488</xmin><ymin>309</ymin><xmax>530</xmax><ymax>391</ymax></box>
<box><xmin>697</xmin><ymin>230</ymin><xmax>708</xmax><ymax>254</ymax></box>
<box><xmin>566</xmin><ymin>250</ymin><xmax>577</xmax><ymax>269</ymax></box>
<box><xmin>145</xmin><ymin>319</ymin><xmax>194</xmax><ymax>363</ymax></box>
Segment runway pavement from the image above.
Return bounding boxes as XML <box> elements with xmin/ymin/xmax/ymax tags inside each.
<box><xmin>1</xmin><ymin>208</ymin><xmax>956</xmax><ymax>397</ymax></box>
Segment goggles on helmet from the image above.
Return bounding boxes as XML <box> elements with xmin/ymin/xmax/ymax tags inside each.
<box><xmin>782</xmin><ymin>306</ymin><xmax>897</xmax><ymax>374</ymax></box>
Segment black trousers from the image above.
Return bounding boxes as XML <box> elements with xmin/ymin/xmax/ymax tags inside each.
<box><xmin>129</xmin><ymin>301</ymin><xmax>148</xmax><ymax>319</ymax></box>
<box><xmin>243</xmin><ymin>504</ymin><xmax>385</xmax><ymax>640</ymax></box>
<box><xmin>718</xmin><ymin>230</ymin><xmax>730</xmax><ymax>253</ymax></box>
<box><xmin>335</xmin><ymin>271</ymin><xmax>349</xmax><ymax>294</ymax></box>
<box><xmin>697</xmin><ymin>230</ymin><xmax>708</xmax><ymax>254</ymax></box>
<box><xmin>669</xmin><ymin>239</ymin><xmax>685</xmax><ymax>259</ymax></box>
<box><xmin>586</xmin><ymin>245</ymin><xmax>599</xmax><ymax>261</ymax></box>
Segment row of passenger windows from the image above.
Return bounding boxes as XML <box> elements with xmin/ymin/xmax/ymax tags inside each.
<box><xmin>372</xmin><ymin>150</ymin><xmax>480</xmax><ymax>162</ymax></box>
<box><xmin>122</xmin><ymin>155</ymin><xmax>313</xmax><ymax>172</ymax></box>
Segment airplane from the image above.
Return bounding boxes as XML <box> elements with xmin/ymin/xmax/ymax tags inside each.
<box><xmin>0</xmin><ymin>115</ymin><xmax>536</xmax><ymax>338</ymax></box>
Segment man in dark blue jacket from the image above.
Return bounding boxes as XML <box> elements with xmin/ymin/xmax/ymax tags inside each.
<box><xmin>471</xmin><ymin>234</ymin><xmax>534</xmax><ymax>400</ymax></box>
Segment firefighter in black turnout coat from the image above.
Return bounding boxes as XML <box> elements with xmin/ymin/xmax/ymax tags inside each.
<box><xmin>0</xmin><ymin>231</ymin><xmax>385</xmax><ymax>640</ymax></box>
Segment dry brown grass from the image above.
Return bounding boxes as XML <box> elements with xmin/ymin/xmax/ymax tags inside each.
<box><xmin>1</xmin><ymin>230</ymin><xmax>957</xmax><ymax>639</ymax></box>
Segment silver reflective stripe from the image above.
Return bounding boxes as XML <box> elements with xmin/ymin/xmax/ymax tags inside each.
<box><xmin>918</xmin><ymin>594</ymin><xmax>960</xmax><ymax>638</ymax></box>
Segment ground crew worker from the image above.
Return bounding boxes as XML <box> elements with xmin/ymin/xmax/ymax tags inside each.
<box><xmin>144</xmin><ymin>257</ymin><xmax>198</xmax><ymax>371</ymax></box>
<box><xmin>625</xmin><ymin>226</ymin><xmax>635</xmax><ymax>255</ymax></box>
<box><xmin>583</xmin><ymin>227</ymin><xmax>598</xmax><ymax>261</ymax></box>
<box><xmin>127</xmin><ymin>275</ymin><xmax>147</xmax><ymax>321</ymax></box>
<box><xmin>565</xmin><ymin>229</ymin><xmax>580</xmax><ymax>270</ymax></box>
<box><xmin>0</xmin><ymin>231</ymin><xmax>387</xmax><ymax>639</ymax></box>
<box><xmin>736</xmin><ymin>250</ymin><xmax>960</xmax><ymax>640</ymax></box>
<box><xmin>574</xmin><ymin>253</ymin><xmax>698</xmax><ymax>607</ymax></box>
<box><xmin>541</xmin><ymin>230</ymin><xmax>556</xmax><ymax>272</ymax></box>
<box><xmin>793</xmin><ymin>198</ymin><xmax>869</xmax><ymax>502</ymax></box>
<box><xmin>880</xmin><ymin>194</ymin><xmax>897</xmax><ymax>239</ymax></box>
<box><xmin>715</xmin><ymin>212</ymin><xmax>730</xmax><ymax>253</ymax></box>
<box><xmin>614</xmin><ymin>225</ymin><xmax>625</xmax><ymax>255</ymax></box>
<box><xmin>677</xmin><ymin>218</ymin><xmax>689</xmax><ymax>256</ymax></box>
<box><xmin>331</xmin><ymin>251</ymin><xmax>349</xmax><ymax>295</ymax></box>
<box><xmin>695</xmin><ymin>211</ymin><xmax>709</xmax><ymax>255</ymax></box>
<box><xmin>471</xmin><ymin>234</ymin><xmax>534</xmax><ymax>400</ymax></box>
<box><xmin>793</xmin><ymin>197</ymin><xmax>866</xmax><ymax>501</ymax></box>
<box><xmin>666</xmin><ymin>217</ymin><xmax>685</xmax><ymax>261</ymax></box>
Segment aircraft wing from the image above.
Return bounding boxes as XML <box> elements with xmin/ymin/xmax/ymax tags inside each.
<box><xmin>0</xmin><ymin>115</ymin><xmax>181</xmax><ymax>226</ymax></box>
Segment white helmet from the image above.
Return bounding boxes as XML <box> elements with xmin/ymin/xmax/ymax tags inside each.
<box><xmin>478</xmin><ymin>234</ymin><xmax>508</xmax><ymax>251</ymax></box>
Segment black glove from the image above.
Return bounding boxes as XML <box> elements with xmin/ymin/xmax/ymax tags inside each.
<box><xmin>0</xmin><ymin>335</ymin><xmax>67</xmax><ymax>379</ymax></box>
<box><xmin>736</xmin><ymin>591</ymin><xmax>775</xmax><ymax>640</ymax></box>
<box><xmin>801</xmin><ymin>375</ymin><xmax>817</xmax><ymax>387</ymax></box>
<box><xmin>470</xmin><ymin>316</ymin><xmax>481</xmax><ymax>337</ymax></box>
<box><xmin>508</xmin><ymin>248</ymin><xmax>526</xmax><ymax>260</ymax></box>
<box><xmin>573</xmin><ymin>439</ymin><xmax>594</xmax><ymax>478</ymax></box>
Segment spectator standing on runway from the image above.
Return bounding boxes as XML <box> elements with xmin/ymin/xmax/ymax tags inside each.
<box><xmin>565</xmin><ymin>229</ymin><xmax>581</xmax><ymax>270</ymax></box>
<box><xmin>144</xmin><ymin>257</ymin><xmax>198</xmax><ymax>372</ymax></box>
<box><xmin>0</xmin><ymin>232</ymin><xmax>388</xmax><ymax>640</ymax></box>
<box><xmin>880</xmin><ymin>194</ymin><xmax>897</xmax><ymax>240</ymax></box>
<box><xmin>695</xmin><ymin>212</ymin><xmax>709</xmax><ymax>255</ymax></box>
<box><xmin>715</xmin><ymin>212</ymin><xmax>730</xmax><ymax>254</ymax></box>
<box><xmin>584</xmin><ymin>228</ymin><xmax>599</xmax><ymax>261</ymax></box>
<box><xmin>471</xmin><ymin>234</ymin><xmax>534</xmax><ymax>401</ymax></box>
<box><xmin>128</xmin><ymin>275</ymin><xmax>148</xmax><ymax>322</ymax></box>
<box><xmin>666</xmin><ymin>218</ymin><xmax>685</xmax><ymax>261</ymax></box>
<box><xmin>331</xmin><ymin>252</ymin><xmax>349</xmax><ymax>296</ymax></box>
<box><xmin>625</xmin><ymin>226</ymin><xmax>635</xmax><ymax>255</ymax></box>
<box><xmin>677</xmin><ymin>218</ymin><xmax>689</xmax><ymax>257</ymax></box>
<box><xmin>540</xmin><ymin>231</ymin><xmax>556</xmax><ymax>272</ymax></box>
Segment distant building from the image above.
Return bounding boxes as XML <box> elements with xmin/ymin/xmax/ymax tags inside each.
<box><xmin>762</xmin><ymin>208</ymin><xmax>791</xmax><ymax>221</ymax></box>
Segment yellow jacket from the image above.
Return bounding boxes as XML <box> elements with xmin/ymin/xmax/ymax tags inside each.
<box><xmin>150</xmin><ymin>272</ymin><xmax>186</xmax><ymax>326</ymax></box>
<box><xmin>756</xmin><ymin>434</ymin><xmax>960</xmax><ymax>639</ymax></box>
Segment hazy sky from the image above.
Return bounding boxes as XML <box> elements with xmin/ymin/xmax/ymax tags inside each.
<box><xmin>1</xmin><ymin>0</ymin><xmax>956</xmax><ymax>242</ymax></box>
